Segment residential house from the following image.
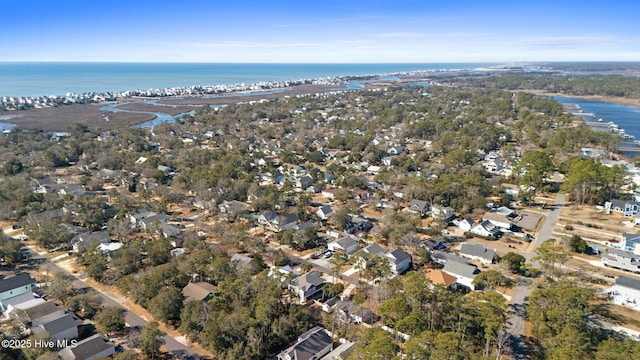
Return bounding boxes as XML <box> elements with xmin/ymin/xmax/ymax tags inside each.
<box><xmin>320</xmin><ymin>341</ymin><xmax>355</xmax><ymax>360</ymax></box>
<box><xmin>420</xmin><ymin>238</ymin><xmax>446</xmax><ymax>251</ymax></box>
<box><xmin>273</xmin><ymin>213</ymin><xmax>299</xmax><ymax>232</ymax></box>
<box><xmin>352</xmin><ymin>189</ymin><xmax>370</xmax><ymax>204</ymax></box>
<box><xmin>336</xmin><ymin>301</ymin><xmax>379</xmax><ymax>324</ymax></box>
<box><xmin>182</xmin><ymin>282</ymin><xmax>217</xmax><ymax>302</ymax></box>
<box><xmin>605</xmin><ymin>199</ymin><xmax>640</xmax><ymax>217</ymax></box>
<box><xmin>602</xmin><ymin>249</ymin><xmax>640</xmax><ymax>273</ymax></box>
<box><xmin>387</xmin><ymin>145</ymin><xmax>407</xmax><ymax>155</ymax></box>
<box><xmin>470</xmin><ymin>220</ymin><xmax>501</xmax><ymax>238</ymax></box>
<box><xmin>610</xmin><ymin>276</ymin><xmax>640</xmax><ymax>310</ymax></box>
<box><xmin>321</xmin><ymin>297</ymin><xmax>340</xmax><ymax>313</ymax></box>
<box><xmin>321</xmin><ymin>187</ymin><xmax>337</xmax><ymax>199</ymax></box>
<box><xmin>139</xmin><ymin>213</ymin><xmax>168</xmax><ymax>232</ymax></box>
<box><xmin>432</xmin><ymin>251</ymin><xmax>469</xmax><ymax>266</ymax></box>
<box><xmin>355</xmin><ymin>243</ymin><xmax>386</xmax><ymax>269</ymax></box>
<box><xmin>57</xmin><ymin>185</ymin><xmax>87</xmax><ymax>198</ymax></box>
<box><xmin>428</xmin><ymin>270</ymin><xmax>457</xmax><ymax>289</ymax></box>
<box><xmin>328</xmin><ymin>236</ymin><xmax>358</xmax><ymax>255</ymax></box>
<box><xmin>296</xmin><ymin>175</ymin><xmax>314</xmax><ymax>191</ymax></box>
<box><xmin>345</xmin><ymin>217</ymin><xmax>373</xmax><ymax>234</ymax></box>
<box><xmin>277</xmin><ymin>326</ymin><xmax>333</xmax><ymax>360</ymax></box>
<box><xmin>58</xmin><ymin>334</ymin><xmax>115</xmax><ymax>360</ymax></box>
<box><xmin>10</xmin><ymin>301</ymin><xmax>64</xmax><ymax>328</ymax></box>
<box><xmin>442</xmin><ymin>261</ymin><xmax>479</xmax><ymax>290</ymax></box>
<box><xmin>258</xmin><ymin>210</ymin><xmax>278</xmax><ymax>226</ymax></box>
<box><xmin>385</xmin><ymin>248</ymin><xmax>412</xmax><ymax>275</ymax></box>
<box><xmin>459</xmin><ymin>243</ymin><xmax>495</xmax><ymax>265</ymax></box>
<box><xmin>409</xmin><ymin>199</ymin><xmax>430</xmax><ymax>217</ymax></box>
<box><xmin>71</xmin><ymin>231</ymin><xmax>111</xmax><ymax>253</ymax></box>
<box><xmin>482</xmin><ymin>212</ymin><xmax>513</xmax><ymax>231</ymax></box>
<box><xmin>289</xmin><ymin>271</ymin><xmax>326</xmax><ymax>304</ymax></box>
<box><xmin>269</xmin><ymin>265</ymin><xmax>300</xmax><ymax>284</ymax></box>
<box><xmin>231</xmin><ymin>253</ymin><xmax>258</xmax><ymax>274</ymax></box>
<box><xmin>317</xmin><ymin>205</ymin><xmax>334</xmax><ymax>220</ymax></box>
<box><xmin>0</xmin><ymin>273</ymin><xmax>36</xmax><ymax>313</ymax></box>
<box><xmin>456</xmin><ymin>217</ymin><xmax>474</xmax><ymax>231</ymax></box>
<box><xmin>622</xmin><ymin>233</ymin><xmax>640</xmax><ymax>255</ymax></box>
<box><xmin>381</xmin><ymin>156</ymin><xmax>394</xmax><ymax>166</ymax></box>
<box><xmin>431</xmin><ymin>205</ymin><xmax>455</xmax><ymax>221</ymax></box>
<box><xmin>31</xmin><ymin>312</ymin><xmax>81</xmax><ymax>342</ymax></box>
<box><xmin>218</xmin><ymin>200</ymin><xmax>250</xmax><ymax>215</ymax></box>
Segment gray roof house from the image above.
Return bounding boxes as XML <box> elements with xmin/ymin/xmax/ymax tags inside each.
<box><xmin>277</xmin><ymin>326</ymin><xmax>333</xmax><ymax>360</ymax></box>
<box><xmin>328</xmin><ymin>236</ymin><xmax>358</xmax><ymax>255</ymax></box>
<box><xmin>316</xmin><ymin>205</ymin><xmax>334</xmax><ymax>220</ymax></box>
<box><xmin>611</xmin><ymin>276</ymin><xmax>640</xmax><ymax>310</ymax></box>
<box><xmin>31</xmin><ymin>312</ymin><xmax>81</xmax><ymax>342</ymax></box>
<box><xmin>409</xmin><ymin>199</ymin><xmax>430</xmax><ymax>217</ymax></box>
<box><xmin>460</xmin><ymin>243</ymin><xmax>496</xmax><ymax>265</ymax></box>
<box><xmin>602</xmin><ymin>249</ymin><xmax>640</xmax><ymax>273</ymax></box>
<box><xmin>605</xmin><ymin>199</ymin><xmax>640</xmax><ymax>217</ymax></box>
<box><xmin>58</xmin><ymin>334</ymin><xmax>115</xmax><ymax>360</ymax></box>
<box><xmin>71</xmin><ymin>231</ymin><xmax>111</xmax><ymax>253</ymax></box>
<box><xmin>442</xmin><ymin>261</ymin><xmax>479</xmax><ymax>290</ymax></box>
<box><xmin>290</xmin><ymin>271</ymin><xmax>326</xmax><ymax>304</ymax></box>
<box><xmin>384</xmin><ymin>248</ymin><xmax>412</xmax><ymax>275</ymax></box>
<box><xmin>336</xmin><ymin>301</ymin><xmax>379</xmax><ymax>324</ymax></box>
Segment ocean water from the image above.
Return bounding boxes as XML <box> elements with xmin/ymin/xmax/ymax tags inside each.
<box><xmin>553</xmin><ymin>96</ymin><xmax>640</xmax><ymax>157</ymax></box>
<box><xmin>0</xmin><ymin>62</ymin><xmax>497</xmax><ymax>98</ymax></box>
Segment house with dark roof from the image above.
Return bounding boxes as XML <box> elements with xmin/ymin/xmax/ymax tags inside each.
<box><xmin>409</xmin><ymin>199</ymin><xmax>430</xmax><ymax>217</ymax></box>
<box><xmin>384</xmin><ymin>248</ymin><xmax>412</xmax><ymax>275</ymax></box>
<box><xmin>336</xmin><ymin>301</ymin><xmax>379</xmax><ymax>324</ymax></box>
<box><xmin>431</xmin><ymin>250</ymin><xmax>469</xmax><ymax>266</ymax></box>
<box><xmin>460</xmin><ymin>243</ymin><xmax>496</xmax><ymax>265</ymax></box>
<box><xmin>470</xmin><ymin>220</ymin><xmax>501</xmax><ymax>238</ymax></box>
<box><xmin>327</xmin><ymin>236</ymin><xmax>358</xmax><ymax>255</ymax></box>
<box><xmin>277</xmin><ymin>326</ymin><xmax>333</xmax><ymax>360</ymax></box>
<box><xmin>0</xmin><ymin>273</ymin><xmax>36</xmax><ymax>313</ymax></box>
<box><xmin>605</xmin><ymin>199</ymin><xmax>640</xmax><ymax>217</ymax></box>
<box><xmin>316</xmin><ymin>205</ymin><xmax>334</xmax><ymax>220</ymax></box>
<box><xmin>289</xmin><ymin>271</ymin><xmax>326</xmax><ymax>304</ymax></box>
<box><xmin>273</xmin><ymin>213</ymin><xmax>299</xmax><ymax>232</ymax></box>
<box><xmin>58</xmin><ymin>334</ymin><xmax>115</xmax><ymax>360</ymax></box>
<box><xmin>31</xmin><ymin>312</ymin><xmax>81</xmax><ymax>342</ymax></box>
<box><xmin>11</xmin><ymin>300</ymin><xmax>64</xmax><ymax>327</ymax></box>
<box><xmin>182</xmin><ymin>282</ymin><xmax>217</xmax><ymax>302</ymax></box>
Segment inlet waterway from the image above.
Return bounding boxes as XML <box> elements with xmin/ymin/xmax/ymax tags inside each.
<box><xmin>553</xmin><ymin>96</ymin><xmax>640</xmax><ymax>158</ymax></box>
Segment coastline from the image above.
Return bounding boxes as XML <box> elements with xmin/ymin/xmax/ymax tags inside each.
<box><xmin>0</xmin><ymin>82</ymin><xmax>378</xmax><ymax>131</ymax></box>
<box><xmin>520</xmin><ymin>89</ymin><xmax>640</xmax><ymax>108</ymax></box>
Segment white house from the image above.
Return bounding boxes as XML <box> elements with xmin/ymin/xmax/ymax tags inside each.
<box><xmin>610</xmin><ymin>276</ymin><xmax>640</xmax><ymax>311</ymax></box>
<box><xmin>384</xmin><ymin>248</ymin><xmax>412</xmax><ymax>275</ymax></box>
<box><xmin>316</xmin><ymin>205</ymin><xmax>334</xmax><ymax>220</ymax></box>
<box><xmin>289</xmin><ymin>271</ymin><xmax>326</xmax><ymax>304</ymax></box>
<box><xmin>328</xmin><ymin>236</ymin><xmax>358</xmax><ymax>255</ymax></box>
<box><xmin>431</xmin><ymin>205</ymin><xmax>455</xmax><ymax>221</ymax></box>
<box><xmin>442</xmin><ymin>261</ymin><xmax>478</xmax><ymax>290</ymax></box>
<box><xmin>460</xmin><ymin>243</ymin><xmax>495</xmax><ymax>265</ymax></box>
<box><xmin>456</xmin><ymin>217</ymin><xmax>474</xmax><ymax>231</ymax></box>
<box><xmin>470</xmin><ymin>220</ymin><xmax>501</xmax><ymax>238</ymax></box>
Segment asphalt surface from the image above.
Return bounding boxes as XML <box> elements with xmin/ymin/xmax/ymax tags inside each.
<box><xmin>26</xmin><ymin>248</ymin><xmax>201</xmax><ymax>359</ymax></box>
<box><xmin>506</xmin><ymin>184</ymin><xmax>566</xmax><ymax>360</ymax></box>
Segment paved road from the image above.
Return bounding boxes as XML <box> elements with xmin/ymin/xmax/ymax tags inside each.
<box><xmin>27</xmin><ymin>248</ymin><xmax>201</xmax><ymax>359</ymax></box>
<box><xmin>506</xmin><ymin>182</ymin><xmax>566</xmax><ymax>360</ymax></box>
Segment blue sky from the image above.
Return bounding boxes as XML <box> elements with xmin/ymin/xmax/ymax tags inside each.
<box><xmin>2</xmin><ymin>0</ymin><xmax>639</xmax><ymax>63</ymax></box>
